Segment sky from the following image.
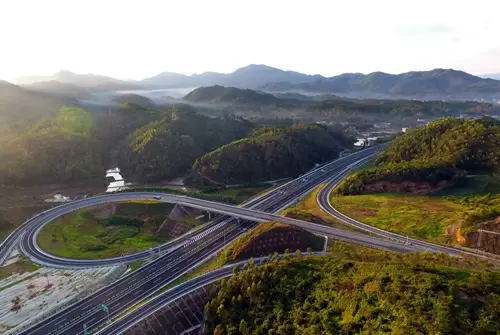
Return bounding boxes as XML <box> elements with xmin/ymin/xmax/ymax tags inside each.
<box><xmin>0</xmin><ymin>0</ymin><xmax>499</xmax><ymax>80</ymax></box>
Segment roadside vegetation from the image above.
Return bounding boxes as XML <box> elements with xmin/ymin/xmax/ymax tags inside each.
<box><xmin>37</xmin><ymin>201</ymin><xmax>174</xmax><ymax>259</ymax></box>
<box><xmin>336</xmin><ymin>117</ymin><xmax>500</xmax><ymax>196</ymax></box>
<box><xmin>204</xmin><ymin>250</ymin><xmax>499</xmax><ymax>334</ymax></box>
<box><xmin>161</xmin><ymin>221</ymin><xmax>327</xmax><ymax>294</ymax></box>
<box><xmin>282</xmin><ymin>183</ymin><xmax>354</xmax><ymax>230</ymax></box>
<box><xmin>332</xmin><ymin>175</ymin><xmax>500</xmax><ymax>246</ymax></box>
<box><xmin>0</xmin><ymin>258</ymin><xmax>39</xmax><ymax>281</ymax></box>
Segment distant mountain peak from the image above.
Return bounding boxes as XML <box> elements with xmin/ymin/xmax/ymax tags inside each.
<box><xmin>53</xmin><ymin>70</ymin><xmax>76</xmax><ymax>76</ymax></box>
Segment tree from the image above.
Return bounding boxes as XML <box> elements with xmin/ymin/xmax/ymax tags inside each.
<box><xmin>249</xmin><ymin>257</ymin><xmax>255</xmax><ymax>268</ymax></box>
<box><xmin>239</xmin><ymin>319</ymin><xmax>248</xmax><ymax>334</ymax></box>
<box><xmin>232</xmin><ymin>264</ymin><xmax>240</xmax><ymax>275</ymax></box>
<box><xmin>213</xmin><ymin>324</ymin><xmax>225</xmax><ymax>335</ymax></box>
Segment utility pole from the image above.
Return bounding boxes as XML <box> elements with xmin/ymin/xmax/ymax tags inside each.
<box><xmin>406</xmin><ymin>235</ymin><xmax>409</xmax><ymax>244</ymax></box>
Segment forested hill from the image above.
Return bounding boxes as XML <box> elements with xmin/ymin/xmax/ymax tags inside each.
<box><xmin>190</xmin><ymin>124</ymin><xmax>352</xmax><ymax>184</ymax></box>
<box><xmin>336</xmin><ymin>117</ymin><xmax>500</xmax><ymax>195</ymax></box>
<box><xmin>205</xmin><ymin>252</ymin><xmax>500</xmax><ymax>334</ymax></box>
<box><xmin>116</xmin><ymin>109</ymin><xmax>254</xmax><ymax>182</ymax></box>
<box><xmin>0</xmin><ymin>100</ymin><xmax>254</xmax><ymax>186</ymax></box>
<box><xmin>183</xmin><ymin>85</ymin><xmax>283</xmax><ymax>105</ymax></box>
<box><xmin>111</xmin><ymin>94</ymin><xmax>155</xmax><ymax>108</ymax></box>
<box><xmin>0</xmin><ymin>107</ymin><xmax>103</xmax><ymax>185</ymax></box>
<box><xmin>0</xmin><ymin>80</ymin><xmax>75</xmax><ymax>138</ymax></box>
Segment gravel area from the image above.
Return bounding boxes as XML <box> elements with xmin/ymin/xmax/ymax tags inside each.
<box><xmin>0</xmin><ymin>266</ymin><xmax>126</xmax><ymax>334</ymax></box>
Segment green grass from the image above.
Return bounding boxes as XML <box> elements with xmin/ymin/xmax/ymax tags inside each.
<box><xmin>0</xmin><ymin>257</ymin><xmax>39</xmax><ymax>281</ymax></box>
<box><xmin>208</xmin><ymin>185</ymin><xmax>271</xmax><ymax>203</ymax></box>
<box><xmin>37</xmin><ymin>201</ymin><xmax>175</xmax><ymax>259</ymax></box>
<box><xmin>283</xmin><ymin>183</ymin><xmax>354</xmax><ymax>230</ymax></box>
<box><xmin>330</xmin><ymin>175</ymin><xmax>500</xmax><ymax>244</ymax></box>
<box><xmin>129</xmin><ymin>260</ymin><xmax>146</xmax><ymax>271</ymax></box>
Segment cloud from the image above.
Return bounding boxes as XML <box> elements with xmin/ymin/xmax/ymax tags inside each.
<box><xmin>398</xmin><ymin>24</ymin><xmax>454</xmax><ymax>36</ymax></box>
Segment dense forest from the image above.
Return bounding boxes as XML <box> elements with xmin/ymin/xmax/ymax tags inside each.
<box><xmin>190</xmin><ymin>124</ymin><xmax>353</xmax><ymax>184</ymax></box>
<box><xmin>116</xmin><ymin>108</ymin><xmax>254</xmax><ymax>182</ymax></box>
<box><xmin>204</xmin><ymin>252</ymin><xmax>500</xmax><ymax>334</ymax></box>
<box><xmin>0</xmin><ymin>107</ymin><xmax>103</xmax><ymax>185</ymax></box>
<box><xmin>0</xmin><ymin>95</ymin><xmax>255</xmax><ymax>185</ymax></box>
<box><xmin>183</xmin><ymin>86</ymin><xmax>283</xmax><ymax>105</ymax></box>
<box><xmin>336</xmin><ymin>117</ymin><xmax>500</xmax><ymax>195</ymax></box>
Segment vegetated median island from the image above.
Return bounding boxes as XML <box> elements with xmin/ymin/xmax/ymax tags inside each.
<box><xmin>37</xmin><ymin>201</ymin><xmax>176</xmax><ymax>259</ymax></box>
<box><xmin>333</xmin><ymin>117</ymin><xmax>500</xmax><ymax>253</ymax></box>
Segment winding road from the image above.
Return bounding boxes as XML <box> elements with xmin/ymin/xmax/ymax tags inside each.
<box><xmin>1</xmin><ymin>147</ymin><xmax>380</xmax><ymax>268</ymax></box>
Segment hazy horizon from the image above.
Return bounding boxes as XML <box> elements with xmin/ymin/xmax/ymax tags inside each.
<box><xmin>7</xmin><ymin>64</ymin><xmax>500</xmax><ymax>83</ymax></box>
<box><xmin>1</xmin><ymin>0</ymin><xmax>499</xmax><ymax>81</ymax></box>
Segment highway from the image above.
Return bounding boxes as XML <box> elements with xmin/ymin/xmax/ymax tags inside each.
<box><xmin>2</xmin><ymin>146</ymin><xmax>376</xmax><ymax>268</ymax></box>
<box><xmin>17</xmin><ymin>147</ymin><xmax>392</xmax><ymax>335</ymax></box>
<box><xmin>95</xmin><ymin>255</ymin><xmax>288</xmax><ymax>335</ymax></box>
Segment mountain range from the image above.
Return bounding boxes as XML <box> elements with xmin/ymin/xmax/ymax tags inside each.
<box><xmin>8</xmin><ymin>65</ymin><xmax>500</xmax><ymax>101</ymax></box>
<box><xmin>12</xmin><ymin>70</ymin><xmax>140</xmax><ymax>92</ymax></box>
<box><xmin>482</xmin><ymin>73</ymin><xmax>500</xmax><ymax>80</ymax></box>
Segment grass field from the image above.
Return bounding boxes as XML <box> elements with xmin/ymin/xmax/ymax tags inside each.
<box><xmin>330</xmin><ymin>175</ymin><xmax>500</xmax><ymax>244</ymax></box>
<box><xmin>37</xmin><ymin>201</ymin><xmax>175</xmax><ymax>259</ymax></box>
<box><xmin>283</xmin><ymin>184</ymin><xmax>353</xmax><ymax>230</ymax></box>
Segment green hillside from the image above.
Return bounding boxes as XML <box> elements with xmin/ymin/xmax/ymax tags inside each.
<box><xmin>0</xmin><ymin>80</ymin><xmax>76</xmax><ymax>138</ymax></box>
<box><xmin>191</xmin><ymin>124</ymin><xmax>352</xmax><ymax>184</ymax></box>
<box><xmin>0</xmin><ymin>107</ymin><xmax>103</xmax><ymax>185</ymax></box>
<box><xmin>205</xmin><ymin>252</ymin><xmax>500</xmax><ymax>334</ymax></box>
<box><xmin>112</xmin><ymin>94</ymin><xmax>155</xmax><ymax>108</ymax></box>
<box><xmin>336</xmin><ymin>117</ymin><xmax>500</xmax><ymax>195</ymax></box>
<box><xmin>184</xmin><ymin>85</ymin><xmax>281</xmax><ymax>105</ymax></box>
<box><xmin>117</xmin><ymin>108</ymin><xmax>254</xmax><ymax>182</ymax></box>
